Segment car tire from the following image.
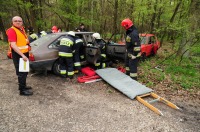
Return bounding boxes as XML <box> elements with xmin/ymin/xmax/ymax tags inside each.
<box><xmin>52</xmin><ymin>60</ymin><xmax>60</xmax><ymax>75</ymax></box>
<box><xmin>141</xmin><ymin>53</ymin><xmax>146</xmax><ymax>61</ymax></box>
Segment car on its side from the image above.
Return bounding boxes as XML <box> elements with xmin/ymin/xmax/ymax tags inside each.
<box><xmin>106</xmin><ymin>33</ymin><xmax>160</xmax><ymax>60</ymax></box>
<box><xmin>29</xmin><ymin>32</ymin><xmax>101</xmax><ymax>75</ymax></box>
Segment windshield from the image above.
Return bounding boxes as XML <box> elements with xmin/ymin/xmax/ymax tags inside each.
<box><xmin>30</xmin><ymin>34</ymin><xmax>60</xmax><ymax>47</ymax></box>
<box><xmin>140</xmin><ymin>36</ymin><xmax>147</xmax><ymax>44</ymax></box>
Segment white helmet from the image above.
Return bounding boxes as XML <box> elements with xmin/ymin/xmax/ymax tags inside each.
<box><xmin>68</xmin><ymin>31</ymin><xmax>75</xmax><ymax>37</ymax></box>
<box><xmin>92</xmin><ymin>33</ymin><xmax>101</xmax><ymax>39</ymax></box>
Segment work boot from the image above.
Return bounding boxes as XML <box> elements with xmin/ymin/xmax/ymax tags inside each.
<box><xmin>131</xmin><ymin>77</ymin><xmax>137</xmax><ymax>81</ymax></box>
<box><xmin>60</xmin><ymin>74</ymin><xmax>66</xmax><ymax>78</ymax></box>
<box><xmin>20</xmin><ymin>89</ymin><xmax>33</xmax><ymax>96</ymax></box>
<box><xmin>25</xmin><ymin>86</ymin><xmax>32</xmax><ymax>90</ymax></box>
<box><xmin>18</xmin><ymin>86</ymin><xmax>32</xmax><ymax>90</ymax></box>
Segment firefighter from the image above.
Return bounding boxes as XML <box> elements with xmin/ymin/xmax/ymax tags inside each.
<box><xmin>51</xmin><ymin>26</ymin><xmax>58</xmax><ymax>33</ymax></box>
<box><xmin>28</xmin><ymin>31</ymin><xmax>47</xmax><ymax>43</ymax></box>
<box><xmin>73</xmin><ymin>36</ymin><xmax>84</xmax><ymax>73</ymax></box>
<box><xmin>92</xmin><ymin>33</ymin><xmax>107</xmax><ymax>69</ymax></box>
<box><xmin>28</xmin><ymin>33</ymin><xmax>39</xmax><ymax>43</ymax></box>
<box><xmin>121</xmin><ymin>18</ymin><xmax>141</xmax><ymax>80</ymax></box>
<box><xmin>58</xmin><ymin>31</ymin><xmax>75</xmax><ymax>79</ymax></box>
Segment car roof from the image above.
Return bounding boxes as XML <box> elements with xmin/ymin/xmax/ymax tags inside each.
<box><xmin>53</xmin><ymin>31</ymin><xmax>94</xmax><ymax>35</ymax></box>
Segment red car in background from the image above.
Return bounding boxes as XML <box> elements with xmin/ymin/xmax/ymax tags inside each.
<box><xmin>140</xmin><ymin>33</ymin><xmax>160</xmax><ymax>58</ymax></box>
<box><xmin>106</xmin><ymin>33</ymin><xmax>160</xmax><ymax>60</ymax></box>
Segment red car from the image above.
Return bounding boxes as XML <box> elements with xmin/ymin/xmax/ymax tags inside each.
<box><xmin>106</xmin><ymin>33</ymin><xmax>160</xmax><ymax>60</ymax></box>
<box><xmin>140</xmin><ymin>33</ymin><xmax>160</xmax><ymax>58</ymax></box>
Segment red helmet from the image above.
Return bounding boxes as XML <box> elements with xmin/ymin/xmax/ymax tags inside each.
<box><xmin>121</xmin><ymin>18</ymin><xmax>133</xmax><ymax>30</ymax></box>
<box><xmin>51</xmin><ymin>26</ymin><xmax>58</xmax><ymax>33</ymax></box>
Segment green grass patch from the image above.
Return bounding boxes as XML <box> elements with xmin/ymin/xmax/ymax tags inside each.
<box><xmin>139</xmin><ymin>42</ymin><xmax>199</xmax><ymax>91</ymax></box>
<box><xmin>0</xmin><ymin>40</ymin><xmax>8</xmax><ymax>46</ymax></box>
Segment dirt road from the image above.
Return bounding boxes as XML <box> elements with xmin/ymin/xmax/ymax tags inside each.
<box><xmin>0</xmin><ymin>52</ymin><xmax>199</xmax><ymax>132</ymax></box>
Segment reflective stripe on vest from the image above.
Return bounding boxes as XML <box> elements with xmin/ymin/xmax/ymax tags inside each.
<box><xmin>11</xmin><ymin>26</ymin><xmax>29</xmax><ymax>53</ymax></box>
<box><xmin>59</xmin><ymin>52</ymin><xmax>73</xmax><ymax>57</ymax></box>
<box><xmin>18</xmin><ymin>45</ymin><xmax>28</xmax><ymax>50</ymax></box>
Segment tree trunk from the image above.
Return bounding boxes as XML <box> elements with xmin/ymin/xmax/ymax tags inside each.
<box><xmin>0</xmin><ymin>15</ymin><xmax>7</xmax><ymax>41</ymax></box>
<box><xmin>150</xmin><ymin>0</ymin><xmax>157</xmax><ymax>33</ymax></box>
<box><xmin>113</xmin><ymin>0</ymin><xmax>118</xmax><ymax>42</ymax></box>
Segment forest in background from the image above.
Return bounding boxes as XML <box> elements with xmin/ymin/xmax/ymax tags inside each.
<box><xmin>0</xmin><ymin>0</ymin><xmax>199</xmax><ymax>58</ymax></box>
<box><xmin>0</xmin><ymin>0</ymin><xmax>199</xmax><ymax>90</ymax></box>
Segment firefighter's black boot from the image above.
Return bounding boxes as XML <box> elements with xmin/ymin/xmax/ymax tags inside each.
<box><xmin>19</xmin><ymin>86</ymin><xmax>33</xmax><ymax>96</ymax></box>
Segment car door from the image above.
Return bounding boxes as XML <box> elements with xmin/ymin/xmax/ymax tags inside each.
<box><xmin>47</xmin><ymin>35</ymin><xmax>66</xmax><ymax>60</ymax></box>
<box><xmin>141</xmin><ymin>36</ymin><xmax>153</xmax><ymax>57</ymax></box>
<box><xmin>106</xmin><ymin>41</ymin><xmax>126</xmax><ymax>60</ymax></box>
<box><xmin>83</xmin><ymin>34</ymin><xmax>101</xmax><ymax>64</ymax></box>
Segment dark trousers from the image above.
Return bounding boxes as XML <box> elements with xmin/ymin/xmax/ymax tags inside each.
<box><xmin>125</xmin><ymin>53</ymin><xmax>138</xmax><ymax>80</ymax></box>
<box><xmin>73</xmin><ymin>53</ymin><xmax>81</xmax><ymax>71</ymax></box>
<box><xmin>59</xmin><ymin>57</ymin><xmax>74</xmax><ymax>78</ymax></box>
<box><xmin>12</xmin><ymin>50</ymin><xmax>29</xmax><ymax>91</ymax></box>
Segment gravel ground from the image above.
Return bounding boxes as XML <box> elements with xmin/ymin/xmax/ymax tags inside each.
<box><xmin>0</xmin><ymin>54</ymin><xmax>200</xmax><ymax>132</ymax></box>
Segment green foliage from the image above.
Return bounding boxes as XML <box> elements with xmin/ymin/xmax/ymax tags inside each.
<box><xmin>0</xmin><ymin>41</ymin><xmax>7</xmax><ymax>46</ymax></box>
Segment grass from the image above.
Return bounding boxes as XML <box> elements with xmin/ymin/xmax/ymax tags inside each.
<box><xmin>0</xmin><ymin>40</ymin><xmax>8</xmax><ymax>52</ymax></box>
<box><xmin>139</xmin><ymin>42</ymin><xmax>200</xmax><ymax>91</ymax></box>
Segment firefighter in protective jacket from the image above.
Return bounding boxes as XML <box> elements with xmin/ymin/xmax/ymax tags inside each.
<box><xmin>92</xmin><ymin>33</ymin><xmax>107</xmax><ymax>69</ymax></box>
<box><xmin>121</xmin><ymin>18</ymin><xmax>141</xmax><ymax>80</ymax></box>
<box><xmin>58</xmin><ymin>31</ymin><xmax>75</xmax><ymax>79</ymax></box>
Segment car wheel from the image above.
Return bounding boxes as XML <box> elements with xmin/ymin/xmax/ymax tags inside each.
<box><xmin>141</xmin><ymin>53</ymin><xmax>146</xmax><ymax>61</ymax></box>
<box><xmin>52</xmin><ymin>60</ymin><xmax>60</xmax><ymax>75</ymax></box>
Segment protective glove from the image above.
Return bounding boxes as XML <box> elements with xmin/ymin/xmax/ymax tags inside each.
<box><xmin>131</xmin><ymin>55</ymin><xmax>136</xmax><ymax>59</ymax></box>
<box><xmin>128</xmin><ymin>53</ymin><xmax>136</xmax><ymax>59</ymax></box>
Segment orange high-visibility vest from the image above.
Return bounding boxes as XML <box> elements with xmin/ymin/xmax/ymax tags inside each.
<box><xmin>8</xmin><ymin>26</ymin><xmax>29</xmax><ymax>53</ymax></box>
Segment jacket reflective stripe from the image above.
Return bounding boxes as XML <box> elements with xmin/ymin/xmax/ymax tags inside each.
<box><xmin>68</xmin><ymin>71</ymin><xmax>74</xmax><ymax>75</ymax></box>
<box><xmin>80</xmin><ymin>55</ymin><xmax>84</xmax><ymax>59</ymax></box>
<box><xmin>95</xmin><ymin>62</ymin><xmax>100</xmax><ymax>66</ymax></box>
<box><xmin>130</xmin><ymin>73</ymin><xmax>137</xmax><ymax>77</ymax></box>
<box><xmin>30</xmin><ymin>33</ymin><xmax>38</xmax><ymax>39</ymax></box>
<box><xmin>134</xmin><ymin>46</ymin><xmax>141</xmax><ymax>51</ymax></box>
<box><xmin>74</xmin><ymin>62</ymin><xmax>81</xmax><ymax>66</ymax></box>
<box><xmin>59</xmin><ymin>52</ymin><xmax>73</xmax><ymax>57</ymax></box>
<box><xmin>75</xmin><ymin>39</ymin><xmax>83</xmax><ymax>43</ymax></box>
<box><xmin>18</xmin><ymin>45</ymin><xmax>28</xmax><ymax>49</ymax></box>
<box><xmin>60</xmin><ymin>38</ymin><xmax>73</xmax><ymax>46</ymax></box>
<box><xmin>101</xmin><ymin>54</ymin><xmax>106</xmax><ymax>58</ymax></box>
<box><xmin>60</xmin><ymin>70</ymin><xmax>66</xmax><ymax>74</ymax></box>
<box><xmin>102</xmin><ymin>63</ymin><xmax>106</xmax><ymax>68</ymax></box>
<box><xmin>40</xmin><ymin>32</ymin><xmax>47</xmax><ymax>37</ymax></box>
